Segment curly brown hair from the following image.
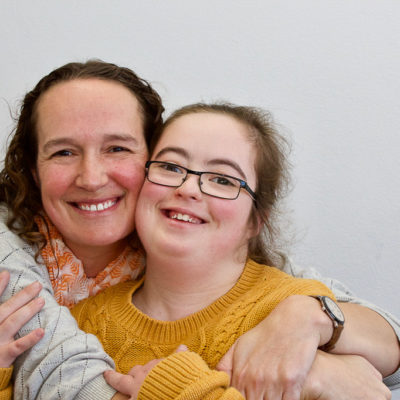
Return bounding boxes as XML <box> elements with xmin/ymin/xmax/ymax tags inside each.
<box><xmin>150</xmin><ymin>103</ymin><xmax>291</xmax><ymax>266</ymax></box>
<box><xmin>0</xmin><ymin>60</ymin><xmax>164</xmax><ymax>245</ymax></box>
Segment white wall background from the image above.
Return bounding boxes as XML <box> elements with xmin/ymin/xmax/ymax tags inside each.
<box><xmin>1</xmin><ymin>0</ymin><xmax>399</xmax><ymax>394</ymax></box>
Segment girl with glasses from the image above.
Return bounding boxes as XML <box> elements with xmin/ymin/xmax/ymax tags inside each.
<box><xmin>0</xmin><ymin>62</ymin><xmax>398</xmax><ymax>399</ymax></box>
<box><xmin>71</xmin><ymin>103</ymin><xmax>396</xmax><ymax>399</ymax></box>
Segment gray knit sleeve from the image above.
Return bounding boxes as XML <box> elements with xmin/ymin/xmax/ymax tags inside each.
<box><xmin>277</xmin><ymin>252</ymin><xmax>400</xmax><ymax>389</ymax></box>
<box><xmin>0</xmin><ymin>211</ymin><xmax>117</xmax><ymax>399</ymax></box>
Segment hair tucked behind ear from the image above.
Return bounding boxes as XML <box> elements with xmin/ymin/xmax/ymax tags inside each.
<box><xmin>0</xmin><ymin>59</ymin><xmax>164</xmax><ymax>247</ymax></box>
<box><xmin>151</xmin><ymin>102</ymin><xmax>291</xmax><ymax>266</ymax></box>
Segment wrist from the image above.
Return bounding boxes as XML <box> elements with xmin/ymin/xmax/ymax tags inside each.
<box><xmin>273</xmin><ymin>295</ymin><xmax>332</xmax><ymax>346</ymax></box>
<box><xmin>312</xmin><ymin>296</ymin><xmax>345</xmax><ymax>351</ymax></box>
<box><xmin>307</xmin><ymin>296</ymin><xmax>335</xmax><ymax>347</ymax></box>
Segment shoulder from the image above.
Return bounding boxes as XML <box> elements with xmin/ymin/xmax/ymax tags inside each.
<box><xmin>247</xmin><ymin>259</ymin><xmax>334</xmax><ymax>298</ymax></box>
<box><xmin>0</xmin><ymin>204</ymin><xmax>36</xmax><ymax>256</ymax></box>
<box><xmin>0</xmin><ymin>218</ymin><xmax>38</xmax><ymax>273</ymax></box>
<box><xmin>246</xmin><ymin>259</ymin><xmax>297</xmax><ymax>282</ymax></box>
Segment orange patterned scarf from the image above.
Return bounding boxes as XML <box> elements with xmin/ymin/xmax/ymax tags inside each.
<box><xmin>35</xmin><ymin>214</ymin><xmax>145</xmax><ymax>308</ymax></box>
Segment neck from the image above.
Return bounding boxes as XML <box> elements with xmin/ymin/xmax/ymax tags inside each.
<box><xmin>65</xmin><ymin>239</ymin><xmax>128</xmax><ymax>278</ymax></box>
<box><xmin>133</xmin><ymin>253</ymin><xmax>246</xmax><ymax>320</ymax></box>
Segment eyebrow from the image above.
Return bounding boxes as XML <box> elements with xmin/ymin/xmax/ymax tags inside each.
<box><xmin>153</xmin><ymin>146</ymin><xmax>247</xmax><ymax>179</ymax></box>
<box><xmin>207</xmin><ymin>158</ymin><xmax>247</xmax><ymax>180</ymax></box>
<box><xmin>154</xmin><ymin>146</ymin><xmax>189</xmax><ymax>160</ymax></box>
<box><xmin>42</xmin><ymin>133</ymin><xmax>140</xmax><ymax>153</ymax></box>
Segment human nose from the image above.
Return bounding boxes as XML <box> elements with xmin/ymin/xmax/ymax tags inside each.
<box><xmin>175</xmin><ymin>173</ymin><xmax>202</xmax><ymax>200</ymax></box>
<box><xmin>75</xmin><ymin>155</ymin><xmax>108</xmax><ymax>191</ymax></box>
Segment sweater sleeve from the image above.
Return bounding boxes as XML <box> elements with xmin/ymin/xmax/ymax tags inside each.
<box><xmin>0</xmin><ymin>367</ymin><xmax>13</xmax><ymax>400</ymax></box>
<box><xmin>138</xmin><ymin>351</ymin><xmax>243</xmax><ymax>400</ymax></box>
<box><xmin>278</xmin><ymin>252</ymin><xmax>400</xmax><ymax>389</ymax></box>
<box><xmin>0</xmin><ymin>208</ymin><xmax>117</xmax><ymax>400</ymax></box>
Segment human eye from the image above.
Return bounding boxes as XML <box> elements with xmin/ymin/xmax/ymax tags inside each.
<box><xmin>51</xmin><ymin>149</ymin><xmax>73</xmax><ymax>158</ymax></box>
<box><xmin>159</xmin><ymin>162</ymin><xmax>184</xmax><ymax>174</ymax></box>
<box><xmin>108</xmin><ymin>146</ymin><xmax>130</xmax><ymax>153</ymax></box>
<box><xmin>210</xmin><ymin>174</ymin><xmax>237</xmax><ymax>187</ymax></box>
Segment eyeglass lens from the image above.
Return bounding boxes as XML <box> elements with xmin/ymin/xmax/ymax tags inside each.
<box><xmin>148</xmin><ymin>162</ymin><xmax>241</xmax><ymax>199</ymax></box>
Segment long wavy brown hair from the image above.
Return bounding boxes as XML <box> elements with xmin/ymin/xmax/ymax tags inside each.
<box><xmin>150</xmin><ymin>103</ymin><xmax>291</xmax><ymax>266</ymax></box>
<box><xmin>0</xmin><ymin>60</ymin><xmax>164</xmax><ymax>247</ymax></box>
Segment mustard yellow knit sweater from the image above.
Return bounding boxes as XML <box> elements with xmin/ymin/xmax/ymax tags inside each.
<box><xmin>71</xmin><ymin>259</ymin><xmax>334</xmax><ymax>400</ymax></box>
<box><xmin>0</xmin><ymin>367</ymin><xmax>12</xmax><ymax>400</ymax></box>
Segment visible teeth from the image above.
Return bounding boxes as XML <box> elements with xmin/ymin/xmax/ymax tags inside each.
<box><xmin>171</xmin><ymin>213</ymin><xmax>196</xmax><ymax>223</ymax></box>
<box><xmin>78</xmin><ymin>200</ymin><xmax>116</xmax><ymax>211</ymax></box>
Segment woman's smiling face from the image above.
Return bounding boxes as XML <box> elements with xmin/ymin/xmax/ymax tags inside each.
<box><xmin>135</xmin><ymin>111</ymin><xmax>257</xmax><ymax>264</ymax></box>
<box><xmin>34</xmin><ymin>78</ymin><xmax>148</xmax><ymax>256</ymax></box>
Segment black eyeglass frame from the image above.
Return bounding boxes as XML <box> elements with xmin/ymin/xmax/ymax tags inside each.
<box><xmin>145</xmin><ymin>160</ymin><xmax>257</xmax><ymax>201</ymax></box>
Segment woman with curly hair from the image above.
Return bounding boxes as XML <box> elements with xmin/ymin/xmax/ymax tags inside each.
<box><xmin>0</xmin><ymin>61</ymin><xmax>399</xmax><ymax>399</ymax></box>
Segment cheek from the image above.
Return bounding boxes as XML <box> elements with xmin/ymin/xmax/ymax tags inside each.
<box><xmin>213</xmin><ymin>198</ymin><xmax>250</xmax><ymax>221</ymax></box>
<box><xmin>212</xmin><ymin>199</ymin><xmax>254</xmax><ymax>237</ymax></box>
<box><xmin>135</xmin><ymin>182</ymin><xmax>164</xmax><ymax>241</ymax></box>
<box><xmin>136</xmin><ymin>181</ymin><xmax>166</xmax><ymax>212</ymax></box>
<box><xmin>110</xmin><ymin>159</ymin><xmax>146</xmax><ymax>196</ymax></box>
<box><xmin>36</xmin><ymin>164</ymin><xmax>75</xmax><ymax>202</ymax></box>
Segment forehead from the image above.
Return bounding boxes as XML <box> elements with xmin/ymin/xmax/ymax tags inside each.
<box><xmin>154</xmin><ymin>112</ymin><xmax>256</xmax><ymax>180</ymax></box>
<box><xmin>35</xmin><ymin>78</ymin><xmax>145</xmax><ymax>144</ymax></box>
<box><xmin>158</xmin><ymin>112</ymin><xmax>252</xmax><ymax>150</ymax></box>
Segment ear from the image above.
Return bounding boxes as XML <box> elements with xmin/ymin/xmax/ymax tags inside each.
<box><xmin>252</xmin><ymin>212</ymin><xmax>264</xmax><ymax>237</ymax></box>
<box><xmin>247</xmin><ymin>209</ymin><xmax>264</xmax><ymax>239</ymax></box>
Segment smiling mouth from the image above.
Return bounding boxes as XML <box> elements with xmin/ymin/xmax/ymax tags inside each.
<box><xmin>166</xmin><ymin>210</ymin><xmax>204</xmax><ymax>224</ymax></box>
<box><xmin>73</xmin><ymin>199</ymin><xmax>119</xmax><ymax>212</ymax></box>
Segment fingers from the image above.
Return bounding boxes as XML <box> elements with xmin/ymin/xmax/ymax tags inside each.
<box><xmin>240</xmin><ymin>369</ymin><xmax>278</xmax><ymax>400</ymax></box>
<box><xmin>233</xmin><ymin>363</ymin><xmax>304</xmax><ymax>400</ymax></box>
<box><xmin>216</xmin><ymin>342</ymin><xmax>235</xmax><ymax>379</ymax></box>
<box><xmin>0</xmin><ymin>270</ymin><xmax>11</xmax><ymax>296</ymax></box>
<box><xmin>0</xmin><ymin>279</ymin><xmax>43</xmax><ymax>325</ymax></box>
<box><xmin>104</xmin><ymin>370</ymin><xmax>135</xmax><ymax>394</ymax></box>
<box><xmin>128</xmin><ymin>358</ymin><xmax>160</xmax><ymax>377</ymax></box>
<box><xmin>122</xmin><ymin>359</ymin><xmax>163</xmax><ymax>399</ymax></box>
<box><xmin>175</xmin><ymin>344</ymin><xmax>188</xmax><ymax>352</ymax></box>
<box><xmin>14</xmin><ymin>328</ymin><xmax>45</xmax><ymax>354</ymax></box>
<box><xmin>0</xmin><ymin>275</ymin><xmax>45</xmax><ymax>368</ymax></box>
<box><xmin>0</xmin><ymin>295</ymin><xmax>45</xmax><ymax>339</ymax></box>
<box><xmin>0</xmin><ymin>328</ymin><xmax>45</xmax><ymax>367</ymax></box>
<box><xmin>0</xmin><ymin>277</ymin><xmax>43</xmax><ymax>338</ymax></box>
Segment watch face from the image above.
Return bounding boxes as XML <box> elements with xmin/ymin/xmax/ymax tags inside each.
<box><xmin>324</xmin><ymin>297</ymin><xmax>345</xmax><ymax>323</ymax></box>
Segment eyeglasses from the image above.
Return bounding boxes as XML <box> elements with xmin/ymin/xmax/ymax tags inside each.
<box><xmin>145</xmin><ymin>161</ymin><xmax>256</xmax><ymax>201</ymax></box>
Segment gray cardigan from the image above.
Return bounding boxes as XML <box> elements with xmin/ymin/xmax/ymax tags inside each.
<box><xmin>0</xmin><ymin>207</ymin><xmax>399</xmax><ymax>399</ymax></box>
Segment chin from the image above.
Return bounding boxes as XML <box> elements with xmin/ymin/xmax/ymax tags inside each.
<box><xmin>155</xmin><ymin>241</ymin><xmax>195</xmax><ymax>258</ymax></box>
<box><xmin>78</xmin><ymin>230</ymin><xmax>131</xmax><ymax>248</ymax></box>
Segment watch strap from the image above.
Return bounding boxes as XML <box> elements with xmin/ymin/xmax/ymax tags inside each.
<box><xmin>319</xmin><ymin>322</ymin><xmax>343</xmax><ymax>351</ymax></box>
<box><xmin>313</xmin><ymin>295</ymin><xmax>344</xmax><ymax>352</ymax></box>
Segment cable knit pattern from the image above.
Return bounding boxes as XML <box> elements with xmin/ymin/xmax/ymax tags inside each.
<box><xmin>1</xmin><ymin>201</ymin><xmax>399</xmax><ymax>398</ymax></box>
<box><xmin>71</xmin><ymin>260</ymin><xmax>335</xmax><ymax>399</ymax></box>
<box><xmin>139</xmin><ymin>352</ymin><xmax>243</xmax><ymax>399</ymax></box>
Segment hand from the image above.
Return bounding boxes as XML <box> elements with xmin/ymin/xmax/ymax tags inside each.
<box><xmin>0</xmin><ymin>270</ymin><xmax>45</xmax><ymax>367</ymax></box>
<box><xmin>301</xmin><ymin>350</ymin><xmax>392</xmax><ymax>400</ymax></box>
<box><xmin>105</xmin><ymin>358</ymin><xmax>162</xmax><ymax>399</ymax></box>
<box><xmin>216</xmin><ymin>295</ymin><xmax>329</xmax><ymax>400</ymax></box>
<box><xmin>105</xmin><ymin>345</ymin><xmax>188</xmax><ymax>399</ymax></box>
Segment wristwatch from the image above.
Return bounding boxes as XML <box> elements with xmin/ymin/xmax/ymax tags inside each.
<box><xmin>313</xmin><ymin>296</ymin><xmax>345</xmax><ymax>351</ymax></box>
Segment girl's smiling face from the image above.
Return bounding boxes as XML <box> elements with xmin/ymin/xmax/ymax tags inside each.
<box><xmin>135</xmin><ymin>111</ymin><xmax>257</xmax><ymax>265</ymax></box>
